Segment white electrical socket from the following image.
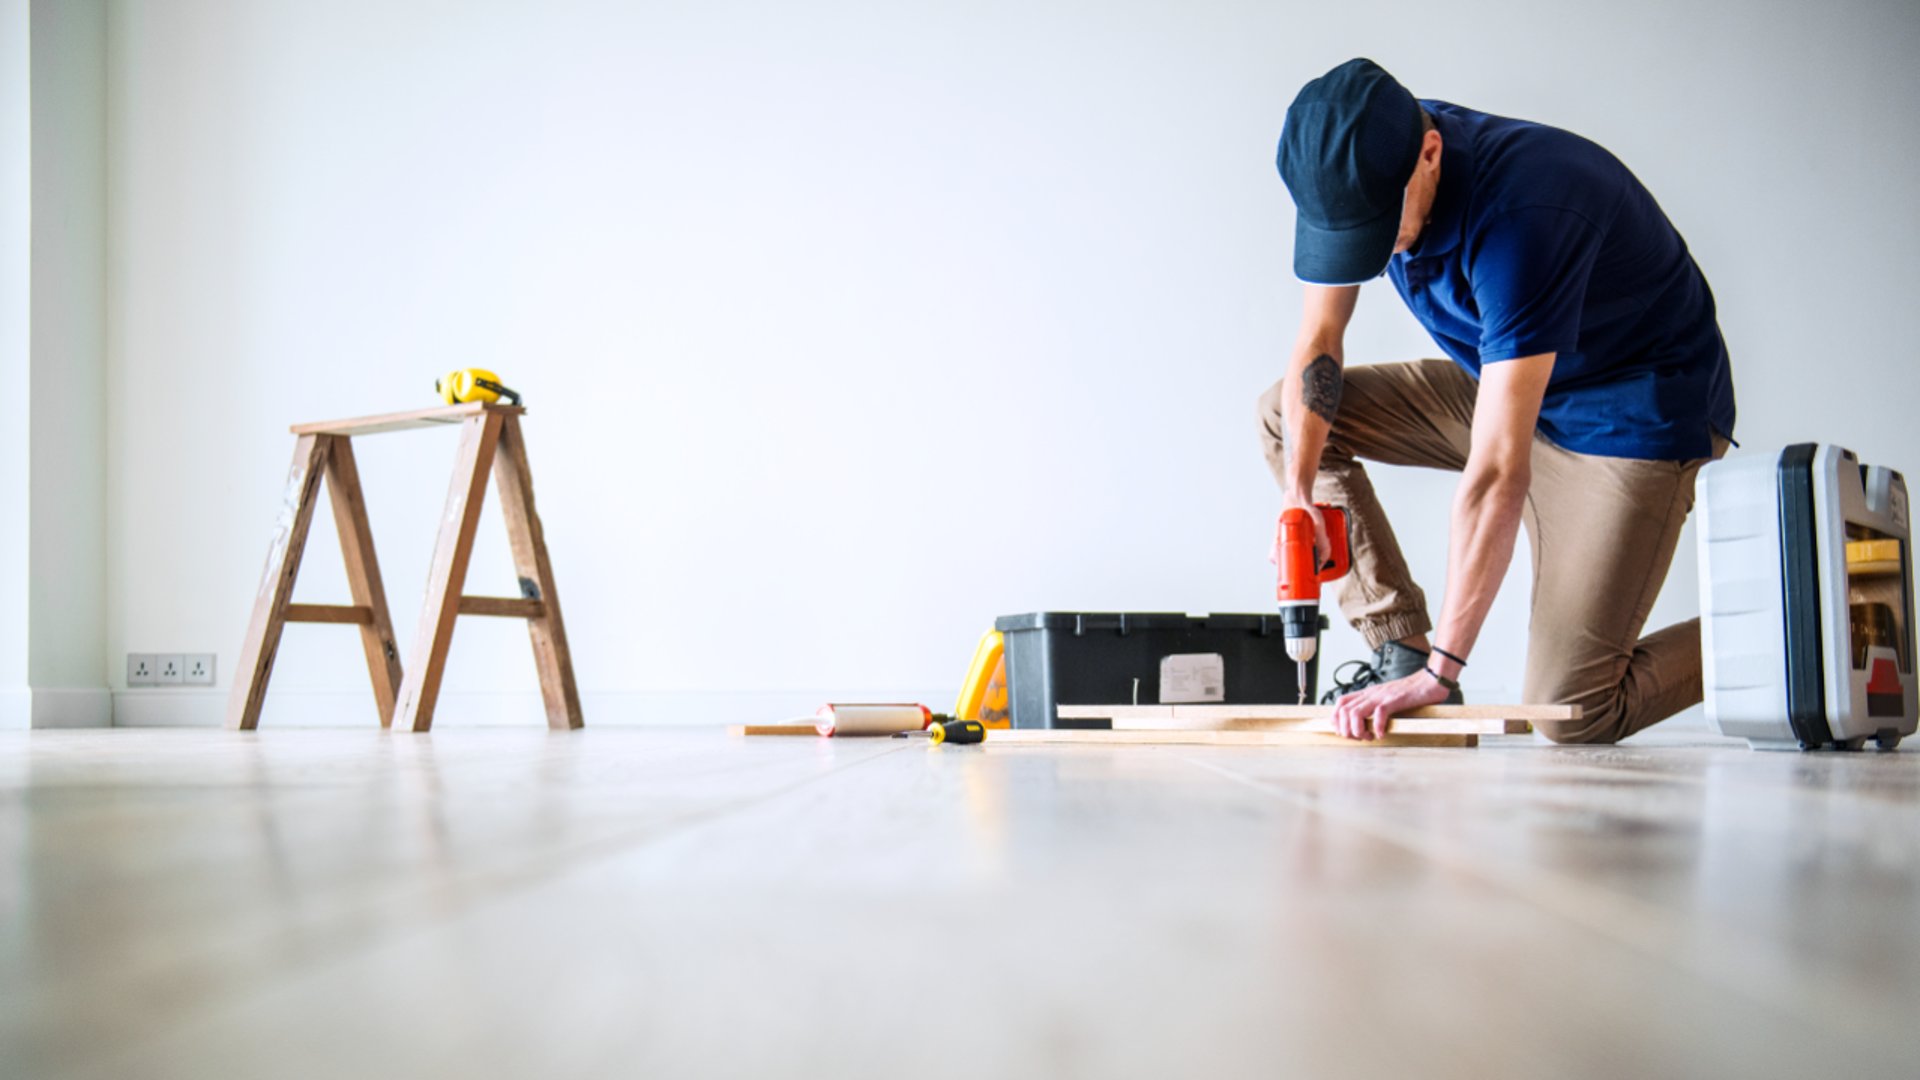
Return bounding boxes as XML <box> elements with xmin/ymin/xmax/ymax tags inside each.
<box><xmin>127</xmin><ymin>653</ymin><xmax>157</xmax><ymax>687</ymax></box>
<box><xmin>156</xmin><ymin>654</ymin><xmax>184</xmax><ymax>685</ymax></box>
<box><xmin>183</xmin><ymin>654</ymin><xmax>216</xmax><ymax>686</ymax></box>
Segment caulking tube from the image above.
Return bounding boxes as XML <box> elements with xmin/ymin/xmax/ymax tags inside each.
<box><xmin>814</xmin><ymin>703</ymin><xmax>934</xmax><ymax>737</ymax></box>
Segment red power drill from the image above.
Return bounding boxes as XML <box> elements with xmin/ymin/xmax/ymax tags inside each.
<box><xmin>1275</xmin><ymin>505</ymin><xmax>1352</xmax><ymax>704</ymax></box>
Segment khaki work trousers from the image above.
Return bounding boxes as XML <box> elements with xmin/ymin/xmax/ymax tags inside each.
<box><xmin>1256</xmin><ymin>359</ymin><xmax>1724</xmax><ymax>744</ymax></box>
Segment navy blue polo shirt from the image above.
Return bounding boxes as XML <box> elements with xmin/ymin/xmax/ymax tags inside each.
<box><xmin>1386</xmin><ymin>101</ymin><xmax>1735</xmax><ymax>460</ymax></box>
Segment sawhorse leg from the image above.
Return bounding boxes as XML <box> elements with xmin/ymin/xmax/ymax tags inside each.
<box><xmin>394</xmin><ymin>412</ymin><xmax>502</xmax><ymax>732</ymax></box>
<box><xmin>227</xmin><ymin>434</ymin><xmax>405</xmax><ymax>729</ymax></box>
<box><xmin>493</xmin><ymin>414</ymin><xmax>584</xmax><ymax>730</ymax></box>
<box><xmin>228</xmin><ymin>435</ymin><xmax>330</xmax><ymax>731</ymax></box>
<box><xmin>326</xmin><ymin>437</ymin><xmax>405</xmax><ymax>725</ymax></box>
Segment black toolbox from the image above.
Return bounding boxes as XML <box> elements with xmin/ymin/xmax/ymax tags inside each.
<box><xmin>993</xmin><ymin>612</ymin><xmax>1322</xmax><ymax>729</ymax></box>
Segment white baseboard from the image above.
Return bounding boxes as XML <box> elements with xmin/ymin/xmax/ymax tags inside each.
<box><xmin>0</xmin><ymin>689</ymin><xmax>28</xmax><ymax>730</ymax></box>
<box><xmin>109</xmin><ymin>688</ymin><xmax>947</xmax><ymax>728</ymax></box>
<box><xmin>32</xmin><ymin>687</ymin><xmax>114</xmax><ymax>728</ymax></box>
<box><xmin>0</xmin><ymin>687</ymin><xmax>114</xmax><ymax>729</ymax></box>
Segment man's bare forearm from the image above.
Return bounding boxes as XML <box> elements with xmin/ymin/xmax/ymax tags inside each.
<box><xmin>1430</xmin><ymin>463</ymin><xmax>1529</xmax><ymax>667</ymax></box>
<box><xmin>1280</xmin><ymin>286</ymin><xmax>1359</xmax><ymax>504</ymax></box>
<box><xmin>1428</xmin><ymin>352</ymin><xmax>1555</xmax><ymax>674</ymax></box>
<box><xmin>1281</xmin><ymin>342</ymin><xmax>1342</xmax><ymax>503</ymax></box>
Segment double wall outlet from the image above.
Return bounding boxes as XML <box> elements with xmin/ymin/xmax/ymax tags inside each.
<box><xmin>128</xmin><ymin>653</ymin><xmax>215</xmax><ymax>687</ymax></box>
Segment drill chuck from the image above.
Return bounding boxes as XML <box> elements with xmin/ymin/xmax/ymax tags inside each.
<box><xmin>1279</xmin><ymin>601</ymin><xmax>1321</xmax><ymax>703</ymax></box>
<box><xmin>1278</xmin><ymin>602</ymin><xmax>1320</xmax><ymax>650</ymax></box>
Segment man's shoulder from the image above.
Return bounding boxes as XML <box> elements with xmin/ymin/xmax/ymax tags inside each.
<box><xmin>1427</xmin><ymin>101</ymin><xmax>1628</xmax><ymax>224</ymax></box>
<box><xmin>1424</xmin><ymin>100</ymin><xmax>1612</xmax><ymax>161</ymax></box>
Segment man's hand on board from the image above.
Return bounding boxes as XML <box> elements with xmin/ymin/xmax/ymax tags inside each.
<box><xmin>1330</xmin><ymin>669</ymin><xmax>1451</xmax><ymax>740</ymax></box>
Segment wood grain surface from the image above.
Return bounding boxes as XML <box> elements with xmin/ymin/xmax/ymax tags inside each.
<box><xmin>290</xmin><ymin>402</ymin><xmax>525</xmax><ymax>436</ymax></box>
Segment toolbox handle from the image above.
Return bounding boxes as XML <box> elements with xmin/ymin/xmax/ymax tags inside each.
<box><xmin>1072</xmin><ymin>613</ymin><xmax>1133</xmax><ymax>637</ymax></box>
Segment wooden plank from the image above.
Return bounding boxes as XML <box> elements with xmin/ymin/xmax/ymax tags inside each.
<box><xmin>1109</xmin><ymin>715</ymin><xmax>1530</xmax><ymax>736</ymax></box>
<box><xmin>729</xmin><ymin>724</ymin><xmax>824</xmax><ymax>737</ymax></box>
<box><xmin>490</xmin><ymin>414</ymin><xmax>585</xmax><ymax>731</ymax></box>
<box><xmin>1060</xmin><ymin>703</ymin><xmax>1575</xmax><ymax>722</ymax></box>
<box><xmin>394</xmin><ymin>412</ymin><xmax>504</xmax><ymax>732</ymax></box>
<box><xmin>226</xmin><ymin>434</ymin><xmax>332</xmax><ymax>730</ymax></box>
<box><xmin>457</xmin><ymin>596</ymin><xmax>547</xmax><ymax>619</ymax></box>
<box><xmin>324</xmin><ymin>436</ymin><xmax>405</xmax><ymax>727</ymax></box>
<box><xmin>291</xmin><ymin>402</ymin><xmax>525</xmax><ymax>437</ymax></box>
<box><xmin>283</xmin><ymin>603</ymin><xmax>374</xmax><ymax>625</ymax></box>
<box><xmin>983</xmin><ymin>729</ymin><xmax>1477</xmax><ymax>749</ymax></box>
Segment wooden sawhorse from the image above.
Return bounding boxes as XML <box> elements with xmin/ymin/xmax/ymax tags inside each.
<box><xmin>227</xmin><ymin>402</ymin><xmax>583</xmax><ymax>732</ymax></box>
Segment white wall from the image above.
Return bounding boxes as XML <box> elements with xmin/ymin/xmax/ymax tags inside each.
<box><xmin>0</xmin><ymin>0</ymin><xmax>31</xmax><ymax>728</ymax></box>
<box><xmin>102</xmin><ymin>0</ymin><xmax>1920</xmax><ymax>726</ymax></box>
<box><xmin>27</xmin><ymin>0</ymin><xmax>109</xmax><ymax>727</ymax></box>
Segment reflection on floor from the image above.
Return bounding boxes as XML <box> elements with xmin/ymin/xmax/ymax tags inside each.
<box><xmin>3</xmin><ymin>727</ymin><xmax>1916</xmax><ymax>1079</ymax></box>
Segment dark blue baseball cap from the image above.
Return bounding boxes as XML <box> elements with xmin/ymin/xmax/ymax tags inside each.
<box><xmin>1277</xmin><ymin>59</ymin><xmax>1425</xmax><ymax>285</ymax></box>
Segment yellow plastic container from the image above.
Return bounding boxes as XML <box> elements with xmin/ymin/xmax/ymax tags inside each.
<box><xmin>953</xmin><ymin>629</ymin><xmax>1009</xmax><ymax>728</ymax></box>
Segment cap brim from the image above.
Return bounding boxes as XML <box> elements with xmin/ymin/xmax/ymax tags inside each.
<box><xmin>1292</xmin><ymin>207</ymin><xmax>1400</xmax><ymax>286</ymax></box>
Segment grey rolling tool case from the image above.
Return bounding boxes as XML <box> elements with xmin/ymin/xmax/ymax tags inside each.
<box><xmin>1697</xmin><ymin>444</ymin><xmax>1916</xmax><ymax>750</ymax></box>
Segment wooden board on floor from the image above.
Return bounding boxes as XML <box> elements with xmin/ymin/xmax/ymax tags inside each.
<box><xmin>1109</xmin><ymin>715</ymin><xmax>1530</xmax><ymax>735</ymax></box>
<box><xmin>983</xmin><ymin>728</ymin><xmax>1476</xmax><ymax>749</ymax></box>
<box><xmin>1059</xmin><ymin>703</ymin><xmax>1575</xmax><ymax>736</ymax></box>
<box><xmin>730</xmin><ymin>724</ymin><xmax>823</xmax><ymax>737</ymax></box>
<box><xmin>1060</xmin><ymin>703</ymin><xmax>1577</xmax><ymax>721</ymax></box>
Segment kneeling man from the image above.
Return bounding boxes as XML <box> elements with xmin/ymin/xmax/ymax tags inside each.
<box><xmin>1260</xmin><ymin>59</ymin><xmax>1735</xmax><ymax>742</ymax></box>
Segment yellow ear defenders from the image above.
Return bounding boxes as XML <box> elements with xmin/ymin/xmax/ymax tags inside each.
<box><xmin>435</xmin><ymin>368</ymin><xmax>521</xmax><ymax>406</ymax></box>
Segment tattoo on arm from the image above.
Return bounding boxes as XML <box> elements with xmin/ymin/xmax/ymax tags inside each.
<box><xmin>1302</xmin><ymin>353</ymin><xmax>1343</xmax><ymax>424</ymax></box>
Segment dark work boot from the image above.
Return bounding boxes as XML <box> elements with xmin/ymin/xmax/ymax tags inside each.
<box><xmin>1319</xmin><ymin>640</ymin><xmax>1465</xmax><ymax>705</ymax></box>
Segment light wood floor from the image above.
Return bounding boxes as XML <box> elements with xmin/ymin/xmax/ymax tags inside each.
<box><xmin>4</xmin><ymin>726</ymin><xmax>1916</xmax><ymax>1079</ymax></box>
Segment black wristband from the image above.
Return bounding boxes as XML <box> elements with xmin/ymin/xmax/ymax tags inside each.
<box><xmin>1431</xmin><ymin>645</ymin><xmax>1468</xmax><ymax>668</ymax></box>
<box><xmin>1424</xmin><ymin>666</ymin><xmax>1461</xmax><ymax>693</ymax></box>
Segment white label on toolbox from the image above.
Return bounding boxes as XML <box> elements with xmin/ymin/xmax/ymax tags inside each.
<box><xmin>1160</xmin><ymin>653</ymin><xmax>1225</xmax><ymax>703</ymax></box>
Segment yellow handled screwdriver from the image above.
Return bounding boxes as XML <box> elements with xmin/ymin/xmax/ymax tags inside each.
<box><xmin>928</xmin><ymin>718</ymin><xmax>985</xmax><ymax>745</ymax></box>
<box><xmin>894</xmin><ymin>716</ymin><xmax>987</xmax><ymax>744</ymax></box>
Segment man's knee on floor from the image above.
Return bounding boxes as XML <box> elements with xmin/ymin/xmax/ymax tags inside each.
<box><xmin>1535</xmin><ymin>715</ymin><xmax>1629</xmax><ymax>746</ymax></box>
<box><xmin>1520</xmin><ymin>676</ymin><xmax>1628</xmax><ymax>745</ymax></box>
<box><xmin>1530</xmin><ymin>687</ymin><xmax>1633</xmax><ymax>745</ymax></box>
